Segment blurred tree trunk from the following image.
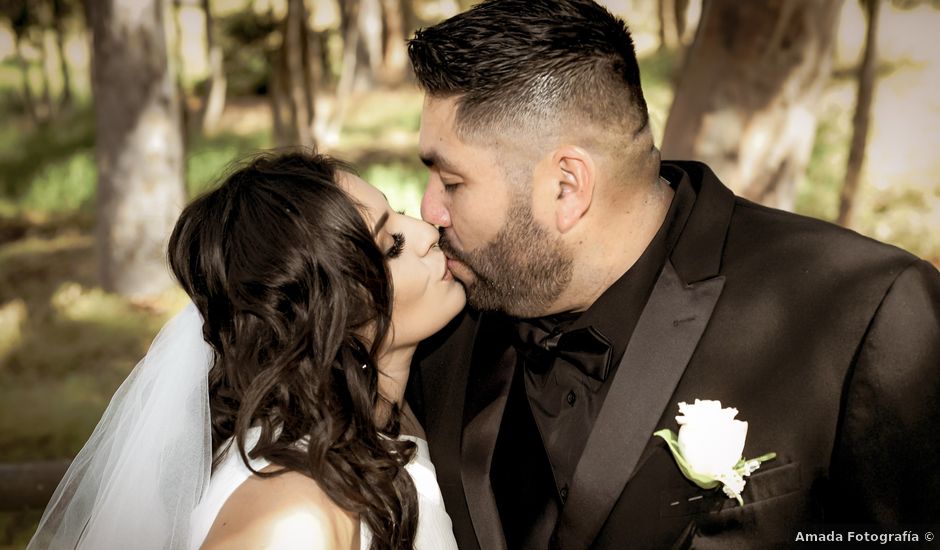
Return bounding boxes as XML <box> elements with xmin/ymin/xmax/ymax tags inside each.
<box><xmin>661</xmin><ymin>0</ymin><xmax>843</xmax><ymax>210</ymax></box>
<box><xmin>88</xmin><ymin>0</ymin><xmax>186</xmax><ymax>298</ymax></box>
<box><xmin>32</xmin><ymin>1</ymin><xmax>56</xmax><ymax>119</ymax></box>
<box><xmin>269</xmin><ymin>49</ymin><xmax>291</xmax><ymax>145</ymax></box>
<box><xmin>658</xmin><ymin>0</ymin><xmax>680</xmax><ymax>51</ymax></box>
<box><xmin>304</xmin><ymin>3</ymin><xmax>320</xmax><ymax>114</ymax></box>
<box><xmin>171</xmin><ymin>0</ymin><xmax>190</xmax><ymax>148</ymax></box>
<box><xmin>38</xmin><ymin>28</ymin><xmax>54</xmax><ymax>118</ymax></box>
<box><xmin>315</xmin><ymin>32</ymin><xmax>332</xmax><ymax>87</ymax></box>
<box><xmin>379</xmin><ymin>0</ymin><xmax>407</xmax><ymax>83</ymax></box>
<box><xmin>200</xmin><ymin>0</ymin><xmax>227</xmax><ymax>135</ymax></box>
<box><xmin>838</xmin><ymin>0</ymin><xmax>880</xmax><ymax>227</ymax></box>
<box><xmin>12</xmin><ymin>33</ymin><xmax>39</xmax><ymax>124</ymax></box>
<box><xmin>270</xmin><ymin>0</ymin><xmax>316</xmax><ymax>147</ymax></box>
<box><xmin>318</xmin><ymin>0</ymin><xmax>360</xmax><ymax>145</ymax></box>
<box><xmin>401</xmin><ymin>0</ymin><xmax>418</xmax><ymax>37</ymax></box>
<box><xmin>285</xmin><ymin>0</ymin><xmax>314</xmax><ymax>146</ymax></box>
<box><xmin>52</xmin><ymin>0</ymin><xmax>72</xmax><ymax>109</ymax></box>
<box><xmin>358</xmin><ymin>0</ymin><xmax>382</xmax><ymax>84</ymax></box>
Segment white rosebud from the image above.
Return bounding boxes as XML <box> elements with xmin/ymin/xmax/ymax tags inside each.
<box><xmin>676</xmin><ymin>399</ymin><xmax>748</xmax><ymax>477</ymax></box>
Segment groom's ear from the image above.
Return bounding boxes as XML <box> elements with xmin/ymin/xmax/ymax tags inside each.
<box><xmin>551</xmin><ymin>146</ymin><xmax>595</xmax><ymax>234</ymax></box>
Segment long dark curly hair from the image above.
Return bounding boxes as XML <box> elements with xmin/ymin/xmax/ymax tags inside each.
<box><xmin>167</xmin><ymin>150</ymin><xmax>418</xmax><ymax>550</ymax></box>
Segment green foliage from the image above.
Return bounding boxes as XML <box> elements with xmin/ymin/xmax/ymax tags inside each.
<box><xmin>0</xmin><ymin>105</ymin><xmax>272</xmax><ymax>215</ymax></box>
<box><xmin>891</xmin><ymin>0</ymin><xmax>940</xmax><ymax>9</ymax></box>
<box><xmin>0</xmin><ymin>509</ymin><xmax>42</xmax><ymax>550</ymax></box>
<box><xmin>797</xmin><ymin>103</ymin><xmax>852</xmax><ymax>222</ymax></box>
<box><xmin>219</xmin><ymin>9</ymin><xmax>279</xmax><ymax>96</ymax></box>
<box><xmin>186</xmin><ymin>130</ymin><xmax>272</xmax><ymax>196</ymax></box>
<box><xmin>0</xmin><ymin>102</ymin><xmax>96</xmax><ymax>213</ymax></box>
<box><xmin>362</xmin><ymin>161</ymin><xmax>427</xmax><ymax>215</ymax></box>
<box><xmin>638</xmin><ymin>48</ymin><xmax>680</xmax><ymax>145</ymax></box>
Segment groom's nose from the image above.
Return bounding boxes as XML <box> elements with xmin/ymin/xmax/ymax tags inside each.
<box><xmin>421</xmin><ymin>178</ymin><xmax>451</xmax><ymax>228</ymax></box>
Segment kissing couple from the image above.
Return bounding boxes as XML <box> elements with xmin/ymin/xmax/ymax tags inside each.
<box><xmin>29</xmin><ymin>1</ymin><xmax>940</xmax><ymax>549</ymax></box>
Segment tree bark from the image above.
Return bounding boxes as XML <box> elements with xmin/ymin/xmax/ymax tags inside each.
<box><xmin>52</xmin><ymin>0</ymin><xmax>72</xmax><ymax>109</ymax></box>
<box><xmin>89</xmin><ymin>0</ymin><xmax>186</xmax><ymax>298</ymax></box>
<box><xmin>837</xmin><ymin>0</ymin><xmax>880</xmax><ymax>227</ymax></box>
<box><xmin>359</xmin><ymin>0</ymin><xmax>383</xmax><ymax>81</ymax></box>
<box><xmin>658</xmin><ymin>0</ymin><xmax>680</xmax><ymax>51</ymax></box>
<box><xmin>270</xmin><ymin>0</ymin><xmax>316</xmax><ymax>148</ymax></box>
<box><xmin>200</xmin><ymin>0</ymin><xmax>227</xmax><ymax>135</ymax></box>
<box><xmin>661</xmin><ymin>0</ymin><xmax>843</xmax><ymax>211</ymax></box>
<box><xmin>13</xmin><ymin>33</ymin><xmax>39</xmax><ymax>125</ymax></box>
<box><xmin>319</xmin><ymin>0</ymin><xmax>361</xmax><ymax>145</ymax></box>
<box><xmin>379</xmin><ymin>0</ymin><xmax>408</xmax><ymax>83</ymax></box>
<box><xmin>171</xmin><ymin>0</ymin><xmax>190</xmax><ymax>148</ymax></box>
<box><xmin>285</xmin><ymin>0</ymin><xmax>314</xmax><ymax>147</ymax></box>
<box><xmin>38</xmin><ymin>28</ymin><xmax>55</xmax><ymax>119</ymax></box>
<box><xmin>401</xmin><ymin>0</ymin><xmax>418</xmax><ymax>38</ymax></box>
<box><xmin>269</xmin><ymin>47</ymin><xmax>292</xmax><ymax>146</ymax></box>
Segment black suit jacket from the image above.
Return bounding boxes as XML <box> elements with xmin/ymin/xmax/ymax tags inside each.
<box><xmin>409</xmin><ymin>161</ymin><xmax>940</xmax><ymax>549</ymax></box>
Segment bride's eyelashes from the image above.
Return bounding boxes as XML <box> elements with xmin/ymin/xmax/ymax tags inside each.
<box><xmin>387</xmin><ymin>232</ymin><xmax>406</xmax><ymax>258</ymax></box>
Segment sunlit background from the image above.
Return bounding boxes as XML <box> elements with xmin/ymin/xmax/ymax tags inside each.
<box><xmin>0</xmin><ymin>0</ymin><xmax>938</xmax><ymax>545</ymax></box>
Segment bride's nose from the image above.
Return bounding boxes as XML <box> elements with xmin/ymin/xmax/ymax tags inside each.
<box><xmin>415</xmin><ymin>219</ymin><xmax>442</xmax><ymax>256</ymax></box>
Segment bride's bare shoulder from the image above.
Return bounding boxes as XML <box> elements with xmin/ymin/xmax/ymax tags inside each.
<box><xmin>200</xmin><ymin>467</ymin><xmax>359</xmax><ymax>550</ymax></box>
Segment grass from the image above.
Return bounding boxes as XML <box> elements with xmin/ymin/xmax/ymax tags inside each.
<box><xmin>0</xmin><ymin>103</ymin><xmax>96</xmax><ymax>215</ymax></box>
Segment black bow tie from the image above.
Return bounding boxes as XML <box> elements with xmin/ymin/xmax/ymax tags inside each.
<box><xmin>513</xmin><ymin>321</ymin><xmax>613</xmax><ymax>382</ymax></box>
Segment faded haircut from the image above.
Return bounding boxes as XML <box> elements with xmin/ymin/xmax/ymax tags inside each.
<box><xmin>408</xmin><ymin>0</ymin><xmax>650</xmax><ymax>145</ymax></box>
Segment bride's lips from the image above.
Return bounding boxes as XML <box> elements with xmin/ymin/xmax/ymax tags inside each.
<box><xmin>442</xmin><ymin>256</ymin><xmax>460</xmax><ymax>281</ymax></box>
<box><xmin>443</xmin><ymin>257</ymin><xmax>463</xmax><ymax>281</ymax></box>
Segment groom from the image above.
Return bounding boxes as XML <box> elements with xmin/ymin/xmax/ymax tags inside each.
<box><xmin>406</xmin><ymin>1</ymin><xmax>940</xmax><ymax>549</ymax></box>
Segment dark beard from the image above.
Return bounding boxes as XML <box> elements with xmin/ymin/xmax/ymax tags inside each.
<box><xmin>439</xmin><ymin>194</ymin><xmax>572</xmax><ymax>318</ymax></box>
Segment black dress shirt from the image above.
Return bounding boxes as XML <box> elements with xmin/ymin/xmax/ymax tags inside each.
<box><xmin>493</xmin><ymin>176</ymin><xmax>694</xmax><ymax>548</ymax></box>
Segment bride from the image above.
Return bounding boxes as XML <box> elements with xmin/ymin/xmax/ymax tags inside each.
<box><xmin>28</xmin><ymin>151</ymin><xmax>465</xmax><ymax>549</ymax></box>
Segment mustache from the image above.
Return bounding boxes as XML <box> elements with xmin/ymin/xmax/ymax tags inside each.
<box><xmin>437</xmin><ymin>229</ymin><xmax>467</xmax><ymax>263</ymax></box>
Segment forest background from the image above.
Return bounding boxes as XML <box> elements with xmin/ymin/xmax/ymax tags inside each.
<box><xmin>0</xmin><ymin>0</ymin><xmax>938</xmax><ymax>545</ymax></box>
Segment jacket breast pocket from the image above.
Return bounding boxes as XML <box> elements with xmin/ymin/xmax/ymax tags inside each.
<box><xmin>660</xmin><ymin>461</ymin><xmax>802</xmax><ymax>518</ymax></box>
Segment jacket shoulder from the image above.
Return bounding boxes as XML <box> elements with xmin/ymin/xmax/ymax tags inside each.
<box><xmin>727</xmin><ymin>197</ymin><xmax>919</xmax><ymax>276</ymax></box>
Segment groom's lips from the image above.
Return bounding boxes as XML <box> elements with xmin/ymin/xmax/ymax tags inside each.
<box><xmin>445</xmin><ymin>258</ymin><xmax>465</xmax><ymax>279</ymax></box>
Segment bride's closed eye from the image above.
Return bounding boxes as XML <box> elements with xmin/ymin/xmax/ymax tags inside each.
<box><xmin>384</xmin><ymin>211</ymin><xmax>408</xmax><ymax>259</ymax></box>
<box><xmin>387</xmin><ymin>232</ymin><xmax>406</xmax><ymax>258</ymax></box>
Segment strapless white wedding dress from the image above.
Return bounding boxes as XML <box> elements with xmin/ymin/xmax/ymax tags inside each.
<box><xmin>189</xmin><ymin>430</ymin><xmax>458</xmax><ymax>549</ymax></box>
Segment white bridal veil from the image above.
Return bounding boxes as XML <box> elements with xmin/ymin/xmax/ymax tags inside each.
<box><xmin>28</xmin><ymin>302</ymin><xmax>213</xmax><ymax>550</ymax></box>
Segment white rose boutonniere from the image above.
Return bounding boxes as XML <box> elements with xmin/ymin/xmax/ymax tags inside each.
<box><xmin>654</xmin><ymin>399</ymin><xmax>776</xmax><ymax>506</ymax></box>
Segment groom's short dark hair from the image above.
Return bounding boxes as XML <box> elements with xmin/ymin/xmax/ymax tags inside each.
<box><xmin>408</xmin><ymin>0</ymin><xmax>649</xmax><ymax>142</ymax></box>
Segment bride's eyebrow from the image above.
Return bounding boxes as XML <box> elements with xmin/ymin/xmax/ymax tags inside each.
<box><xmin>372</xmin><ymin>211</ymin><xmax>389</xmax><ymax>237</ymax></box>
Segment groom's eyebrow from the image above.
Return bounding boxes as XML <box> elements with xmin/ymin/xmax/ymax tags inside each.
<box><xmin>372</xmin><ymin>211</ymin><xmax>389</xmax><ymax>237</ymax></box>
<box><xmin>420</xmin><ymin>151</ymin><xmax>460</xmax><ymax>174</ymax></box>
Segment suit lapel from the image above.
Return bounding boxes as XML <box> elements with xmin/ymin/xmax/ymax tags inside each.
<box><xmin>553</xmin><ymin>161</ymin><xmax>736</xmax><ymax>547</ymax></box>
<box><xmin>411</xmin><ymin>309</ymin><xmax>483</xmax><ymax>550</ymax></box>
<box><xmin>460</xmin><ymin>314</ymin><xmax>515</xmax><ymax>550</ymax></box>
<box><xmin>555</xmin><ymin>260</ymin><xmax>725</xmax><ymax>548</ymax></box>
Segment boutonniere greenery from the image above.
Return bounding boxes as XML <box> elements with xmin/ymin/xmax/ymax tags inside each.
<box><xmin>654</xmin><ymin>399</ymin><xmax>776</xmax><ymax>506</ymax></box>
